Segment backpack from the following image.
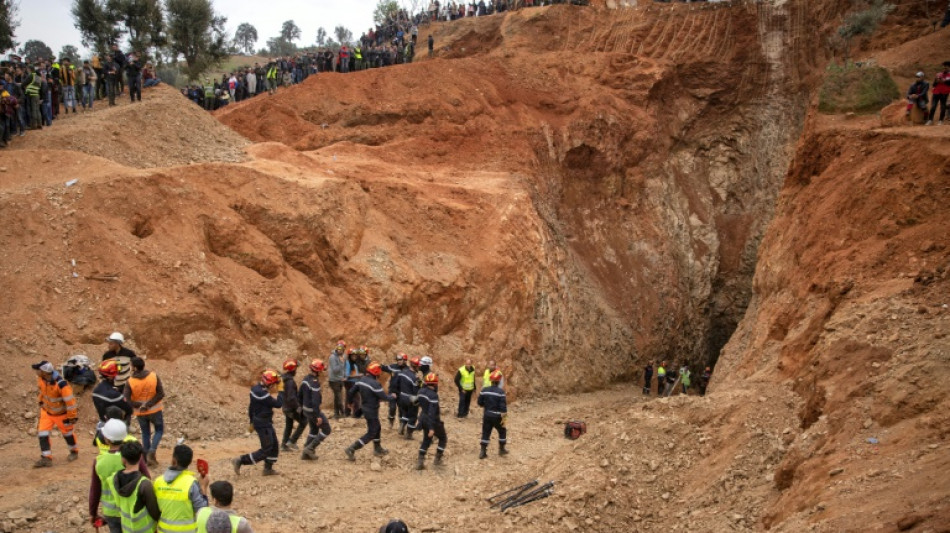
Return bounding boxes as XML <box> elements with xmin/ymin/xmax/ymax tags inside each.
<box><xmin>564</xmin><ymin>421</ymin><xmax>587</xmax><ymax>440</ymax></box>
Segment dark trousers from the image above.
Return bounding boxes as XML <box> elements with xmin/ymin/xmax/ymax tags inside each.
<box><xmin>303</xmin><ymin>410</ymin><xmax>331</xmax><ymax>449</ymax></box>
<box><xmin>398</xmin><ymin>399</ymin><xmax>419</xmax><ymax>431</ymax></box>
<box><xmin>419</xmin><ymin>419</ymin><xmax>447</xmax><ymax>455</ymax></box>
<box><xmin>330</xmin><ymin>381</ymin><xmax>344</xmax><ymax>416</ymax></box>
<box><xmin>480</xmin><ymin>415</ymin><xmax>506</xmax><ymax>446</ymax></box>
<box><xmin>241</xmin><ymin>424</ymin><xmax>278</xmax><ymax>466</ymax></box>
<box><xmin>930</xmin><ymin>93</ymin><xmax>948</xmax><ymax>122</ymax></box>
<box><xmin>27</xmin><ymin>95</ymin><xmax>41</xmax><ymax>128</ymax></box>
<box><xmin>354</xmin><ymin>417</ymin><xmax>382</xmax><ymax>448</ymax></box>
<box><xmin>281</xmin><ymin>409</ymin><xmax>305</xmax><ymax>445</ymax></box>
<box><xmin>128</xmin><ymin>75</ymin><xmax>141</xmax><ymax>102</ymax></box>
<box><xmin>107</xmin><ymin>79</ymin><xmax>117</xmax><ymax>105</ymax></box>
<box><xmin>388</xmin><ymin>396</ymin><xmax>398</xmax><ymax>422</ymax></box>
<box><xmin>457</xmin><ymin>389</ymin><xmax>473</xmax><ymax>417</ymax></box>
<box><xmin>643</xmin><ymin>374</ymin><xmax>652</xmax><ymax>395</ymax></box>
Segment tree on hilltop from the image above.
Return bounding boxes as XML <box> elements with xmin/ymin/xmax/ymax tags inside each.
<box><xmin>59</xmin><ymin>44</ymin><xmax>80</xmax><ymax>61</ymax></box>
<box><xmin>280</xmin><ymin>19</ymin><xmax>301</xmax><ymax>42</ymax></box>
<box><xmin>315</xmin><ymin>27</ymin><xmax>327</xmax><ymax>47</ymax></box>
<box><xmin>373</xmin><ymin>0</ymin><xmax>399</xmax><ymax>27</ymax></box>
<box><xmin>107</xmin><ymin>0</ymin><xmax>165</xmax><ymax>58</ymax></box>
<box><xmin>72</xmin><ymin>0</ymin><xmax>121</xmax><ymax>56</ymax></box>
<box><xmin>0</xmin><ymin>0</ymin><xmax>19</xmax><ymax>53</ymax></box>
<box><xmin>19</xmin><ymin>39</ymin><xmax>53</xmax><ymax>63</ymax></box>
<box><xmin>334</xmin><ymin>25</ymin><xmax>352</xmax><ymax>46</ymax></box>
<box><xmin>166</xmin><ymin>0</ymin><xmax>228</xmax><ymax>80</ymax></box>
<box><xmin>234</xmin><ymin>22</ymin><xmax>257</xmax><ymax>54</ymax></box>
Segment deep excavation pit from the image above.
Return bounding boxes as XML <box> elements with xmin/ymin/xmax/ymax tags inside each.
<box><xmin>1</xmin><ymin>1</ymin><xmax>949</xmax><ymax>532</ymax></box>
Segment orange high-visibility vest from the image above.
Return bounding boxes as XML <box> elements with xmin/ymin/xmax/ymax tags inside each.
<box><xmin>128</xmin><ymin>372</ymin><xmax>163</xmax><ymax>415</ymax></box>
<box><xmin>38</xmin><ymin>375</ymin><xmax>77</xmax><ymax>417</ymax></box>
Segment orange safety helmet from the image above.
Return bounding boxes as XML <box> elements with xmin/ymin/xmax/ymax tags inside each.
<box><xmin>360</xmin><ymin>345</ymin><xmax>370</xmax><ymax>356</ymax></box>
<box><xmin>309</xmin><ymin>359</ymin><xmax>326</xmax><ymax>373</ymax></box>
<box><xmin>409</xmin><ymin>356</ymin><xmax>421</xmax><ymax>368</ymax></box>
<box><xmin>424</xmin><ymin>372</ymin><xmax>439</xmax><ymax>385</ymax></box>
<box><xmin>99</xmin><ymin>359</ymin><xmax>119</xmax><ymax>379</ymax></box>
<box><xmin>395</xmin><ymin>352</ymin><xmax>408</xmax><ymax>362</ymax></box>
<box><xmin>282</xmin><ymin>359</ymin><xmax>299</xmax><ymax>372</ymax></box>
<box><xmin>261</xmin><ymin>370</ymin><xmax>281</xmax><ymax>386</ymax></box>
<box><xmin>489</xmin><ymin>370</ymin><xmax>503</xmax><ymax>383</ymax></box>
<box><xmin>366</xmin><ymin>361</ymin><xmax>383</xmax><ymax>377</ymax></box>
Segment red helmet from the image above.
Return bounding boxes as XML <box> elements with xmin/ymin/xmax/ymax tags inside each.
<box><xmin>424</xmin><ymin>372</ymin><xmax>439</xmax><ymax>385</ymax></box>
<box><xmin>360</xmin><ymin>345</ymin><xmax>370</xmax><ymax>356</ymax></box>
<box><xmin>309</xmin><ymin>359</ymin><xmax>326</xmax><ymax>373</ymax></box>
<box><xmin>347</xmin><ymin>348</ymin><xmax>355</xmax><ymax>356</ymax></box>
<box><xmin>366</xmin><ymin>361</ymin><xmax>383</xmax><ymax>377</ymax></box>
<box><xmin>261</xmin><ymin>370</ymin><xmax>280</xmax><ymax>386</ymax></box>
<box><xmin>99</xmin><ymin>360</ymin><xmax>119</xmax><ymax>379</ymax></box>
<box><xmin>489</xmin><ymin>370</ymin><xmax>503</xmax><ymax>383</ymax></box>
<box><xmin>395</xmin><ymin>352</ymin><xmax>408</xmax><ymax>362</ymax></box>
<box><xmin>282</xmin><ymin>359</ymin><xmax>298</xmax><ymax>372</ymax></box>
<box><xmin>409</xmin><ymin>356</ymin><xmax>421</xmax><ymax>368</ymax></box>
<box><xmin>337</xmin><ymin>340</ymin><xmax>346</xmax><ymax>347</ymax></box>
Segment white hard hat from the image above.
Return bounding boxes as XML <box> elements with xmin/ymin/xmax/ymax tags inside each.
<box><xmin>421</xmin><ymin>356</ymin><xmax>433</xmax><ymax>366</ymax></box>
<box><xmin>916</xmin><ymin>71</ymin><xmax>925</xmax><ymax>78</ymax></box>
<box><xmin>101</xmin><ymin>419</ymin><xmax>128</xmax><ymax>443</ymax></box>
<box><xmin>107</xmin><ymin>332</ymin><xmax>125</xmax><ymax>344</ymax></box>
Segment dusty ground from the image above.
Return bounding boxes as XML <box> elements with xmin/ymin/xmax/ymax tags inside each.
<box><xmin>0</xmin><ymin>2</ymin><xmax>949</xmax><ymax>532</ymax></box>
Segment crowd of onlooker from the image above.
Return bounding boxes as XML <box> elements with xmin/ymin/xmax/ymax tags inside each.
<box><xmin>0</xmin><ymin>44</ymin><xmax>160</xmax><ymax>147</ymax></box>
<box><xmin>184</xmin><ymin>0</ymin><xmax>590</xmax><ymax>111</ymax></box>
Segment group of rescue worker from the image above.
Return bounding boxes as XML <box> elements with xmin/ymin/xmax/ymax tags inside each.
<box><xmin>232</xmin><ymin>339</ymin><xmax>510</xmax><ymax>475</ymax></box>
<box><xmin>28</xmin><ymin>333</ymin><xmax>511</xmax><ymax>532</ymax></box>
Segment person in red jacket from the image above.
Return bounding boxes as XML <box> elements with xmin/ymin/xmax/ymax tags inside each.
<box><xmin>928</xmin><ymin>62</ymin><xmax>950</xmax><ymax>126</ymax></box>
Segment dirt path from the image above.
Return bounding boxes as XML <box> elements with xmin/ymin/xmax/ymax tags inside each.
<box><xmin>0</xmin><ymin>383</ymin><xmax>649</xmax><ymax>532</ymax></box>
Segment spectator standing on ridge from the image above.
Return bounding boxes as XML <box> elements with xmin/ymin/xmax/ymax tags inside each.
<box><xmin>928</xmin><ymin>62</ymin><xmax>950</xmax><ymax>126</ymax></box>
<box><xmin>906</xmin><ymin>71</ymin><xmax>930</xmax><ymax>120</ymax></box>
<box><xmin>60</xmin><ymin>58</ymin><xmax>78</xmax><ymax>113</ymax></box>
<box><xmin>428</xmin><ymin>34</ymin><xmax>434</xmax><ymax>57</ymax></box>
<box><xmin>126</xmin><ymin>53</ymin><xmax>142</xmax><ymax>102</ymax></box>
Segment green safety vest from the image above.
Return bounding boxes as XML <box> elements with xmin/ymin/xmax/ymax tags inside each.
<box><xmin>95</xmin><ymin>451</ymin><xmax>125</xmax><ymax>518</ymax></box>
<box><xmin>154</xmin><ymin>471</ymin><xmax>198</xmax><ymax>533</ymax></box>
<box><xmin>25</xmin><ymin>73</ymin><xmax>40</xmax><ymax>97</ymax></box>
<box><xmin>657</xmin><ymin>366</ymin><xmax>666</xmax><ymax>378</ymax></box>
<box><xmin>204</xmin><ymin>85</ymin><xmax>215</xmax><ymax>98</ymax></box>
<box><xmin>195</xmin><ymin>507</ymin><xmax>240</xmax><ymax>533</ymax></box>
<box><xmin>96</xmin><ymin>433</ymin><xmax>138</xmax><ymax>455</ymax></box>
<box><xmin>483</xmin><ymin>369</ymin><xmax>493</xmax><ymax>388</ymax></box>
<box><xmin>110</xmin><ymin>474</ymin><xmax>157</xmax><ymax>533</ymax></box>
<box><xmin>355</xmin><ymin>48</ymin><xmax>363</xmax><ymax>60</ymax></box>
<box><xmin>266</xmin><ymin>67</ymin><xmax>278</xmax><ymax>80</ymax></box>
<box><xmin>458</xmin><ymin>366</ymin><xmax>475</xmax><ymax>391</ymax></box>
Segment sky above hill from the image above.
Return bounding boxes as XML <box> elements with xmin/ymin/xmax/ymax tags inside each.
<box><xmin>15</xmin><ymin>0</ymin><xmax>383</xmax><ymax>59</ymax></box>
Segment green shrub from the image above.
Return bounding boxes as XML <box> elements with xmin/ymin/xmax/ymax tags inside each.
<box><xmin>818</xmin><ymin>64</ymin><xmax>900</xmax><ymax>114</ymax></box>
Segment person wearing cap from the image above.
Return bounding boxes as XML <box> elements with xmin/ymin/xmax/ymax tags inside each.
<box><xmin>906</xmin><ymin>72</ymin><xmax>930</xmax><ymax>120</ymax></box>
<box><xmin>92</xmin><ymin>359</ymin><xmax>133</xmax><ymax>426</ymax></box>
<box><xmin>102</xmin><ymin>331</ymin><xmax>137</xmax><ymax>388</ymax></box>
<box><xmin>279</xmin><ymin>359</ymin><xmax>305</xmax><ymax>452</ymax></box>
<box><xmin>232</xmin><ymin>370</ymin><xmax>284</xmax><ymax>476</ymax></box>
<box><xmin>416</xmin><ymin>373</ymin><xmax>447</xmax><ymax>470</ymax></box>
<box><xmin>155</xmin><ymin>444</ymin><xmax>209</xmax><ymax>533</ymax></box>
<box><xmin>32</xmin><ymin>360</ymin><xmax>80</xmax><ymax>467</ymax></box>
<box><xmin>477</xmin><ymin>369</ymin><xmax>508</xmax><ymax>459</ymax></box>
<box><xmin>300</xmin><ymin>359</ymin><xmax>332</xmax><ymax>460</ymax></box>
<box><xmin>196</xmin><ymin>481</ymin><xmax>254</xmax><ymax>533</ymax></box>
<box><xmin>89</xmin><ymin>419</ymin><xmax>149</xmax><ymax>532</ymax></box>
<box><xmin>344</xmin><ymin>361</ymin><xmax>397</xmax><ymax>461</ymax></box>
<box><xmin>928</xmin><ymin>62</ymin><xmax>950</xmax><ymax>126</ymax></box>
<box><xmin>124</xmin><ymin>357</ymin><xmax>165</xmax><ymax>467</ymax></box>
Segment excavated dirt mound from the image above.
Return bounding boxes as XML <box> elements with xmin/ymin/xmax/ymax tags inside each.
<box><xmin>9</xmin><ymin>84</ymin><xmax>249</xmax><ymax>168</ymax></box>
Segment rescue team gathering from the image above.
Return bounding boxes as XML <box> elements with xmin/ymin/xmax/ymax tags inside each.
<box><xmin>32</xmin><ymin>335</ymin><xmax>507</xmax><ymax>533</ymax></box>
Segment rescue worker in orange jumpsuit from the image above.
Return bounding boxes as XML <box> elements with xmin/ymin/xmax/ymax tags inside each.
<box><xmin>32</xmin><ymin>360</ymin><xmax>80</xmax><ymax>467</ymax></box>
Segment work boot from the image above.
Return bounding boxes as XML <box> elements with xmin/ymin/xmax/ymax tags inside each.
<box><xmin>373</xmin><ymin>442</ymin><xmax>389</xmax><ymax>457</ymax></box>
<box><xmin>403</xmin><ymin>430</ymin><xmax>414</xmax><ymax>441</ymax></box>
<box><xmin>33</xmin><ymin>456</ymin><xmax>53</xmax><ymax>468</ymax></box>
<box><xmin>301</xmin><ymin>447</ymin><xmax>317</xmax><ymax>461</ymax></box>
<box><xmin>287</xmin><ymin>442</ymin><xmax>299</xmax><ymax>451</ymax></box>
<box><xmin>434</xmin><ymin>451</ymin><xmax>444</xmax><ymax>466</ymax></box>
<box><xmin>344</xmin><ymin>444</ymin><xmax>357</xmax><ymax>462</ymax></box>
<box><xmin>231</xmin><ymin>457</ymin><xmax>242</xmax><ymax>475</ymax></box>
<box><xmin>280</xmin><ymin>443</ymin><xmax>292</xmax><ymax>452</ymax></box>
<box><xmin>262</xmin><ymin>463</ymin><xmax>278</xmax><ymax>476</ymax></box>
<box><xmin>67</xmin><ymin>451</ymin><xmax>80</xmax><ymax>462</ymax></box>
<box><xmin>398</xmin><ymin>422</ymin><xmax>406</xmax><ymax>436</ymax></box>
<box><xmin>479</xmin><ymin>446</ymin><xmax>487</xmax><ymax>460</ymax></box>
<box><xmin>415</xmin><ymin>453</ymin><xmax>426</xmax><ymax>470</ymax></box>
<box><xmin>146</xmin><ymin>451</ymin><xmax>158</xmax><ymax>467</ymax></box>
<box><xmin>499</xmin><ymin>443</ymin><xmax>509</xmax><ymax>456</ymax></box>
